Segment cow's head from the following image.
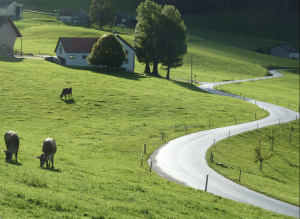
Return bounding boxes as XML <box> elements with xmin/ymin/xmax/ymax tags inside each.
<box><xmin>2</xmin><ymin>150</ymin><xmax>13</xmax><ymax>162</ymax></box>
<box><xmin>35</xmin><ymin>154</ymin><xmax>46</xmax><ymax>167</ymax></box>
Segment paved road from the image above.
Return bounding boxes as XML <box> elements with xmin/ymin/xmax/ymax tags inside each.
<box><xmin>150</xmin><ymin>70</ymin><xmax>300</xmax><ymax>218</ymax></box>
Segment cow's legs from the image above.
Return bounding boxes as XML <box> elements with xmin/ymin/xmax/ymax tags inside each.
<box><xmin>15</xmin><ymin>149</ymin><xmax>18</xmax><ymax>162</ymax></box>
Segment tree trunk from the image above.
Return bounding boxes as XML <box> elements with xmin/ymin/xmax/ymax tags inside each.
<box><xmin>152</xmin><ymin>59</ymin><xmax>159</xmax><ymax>75</ymax></box>
<box><xmin>166</xmin><ymin>64</ymin><xmax>170</xmax><ymax>79</ymax></box>
<box><xmin>259</xmin><ymin>161</ymin><xmax>263</xmax><ymax>171</ymax></box>
<box><xmin>144</xmin><ymin>62</ymin><xmax>151</xmax><ymax>73</ymax></box>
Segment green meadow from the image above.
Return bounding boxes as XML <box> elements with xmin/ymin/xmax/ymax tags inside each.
<box><xmin>1</xmin><ymin>58</ymin><xmax>276</xmax><ymax>218</ymax></box>
<box><xmin>206</xmin><ymin>120</ymin><xmax>299</xmax><ymax>206</ymax></box>
<box><xmin>0</xmin><ymin>1</ymin><xmax>299</xmax><ymax>218</ymax></box>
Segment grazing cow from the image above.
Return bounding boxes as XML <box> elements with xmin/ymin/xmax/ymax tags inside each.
<box><xmin>3</xmin><ymin>131</ymin><xmax>20</xmax><ymax>162</ymax></box>
<box><xmin>35</xmin><ymin>137</ymin><xmax>57</xmax><ymax>168</ymax></box>
<box><xmin>60</xmin><ymin>87</ymin><xmax>72</xmax><ymax>99</ymax></box>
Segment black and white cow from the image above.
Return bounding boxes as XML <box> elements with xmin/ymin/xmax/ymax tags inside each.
<box><xmin>60</xmin><ymin>87</ymin><xmax>72</xmax><ymax>99</ymax></box>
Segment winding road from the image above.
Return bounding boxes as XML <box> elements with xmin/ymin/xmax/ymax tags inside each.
<box><xmin>150</xmin><ymin>70</ymin><xmax>300</xmax><ymax>218</ymax></box>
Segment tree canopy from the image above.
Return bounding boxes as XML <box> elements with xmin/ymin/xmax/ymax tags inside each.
<box><xmin>87</xmin><ymin>34</ymin><xmax>126</xmax><ymax>70</ymax></box>
<box><xmin>133</xmin><ymin>0</ymin><xmax>162</xmax><ymax>74</ymax></box>
<box><xmin>89</xmin><ymin>0</ymin><xmax>115</xmax><ymax>28</ymax></box>
<box><xmin>154</xmin><ymin>5</ymin><xmax>187</xmax><ymax>79</ymax></box>
<box><xmin>134</xmin><ymin>1</ymin><xmax>187</xmax><ymax>79</ymax></box>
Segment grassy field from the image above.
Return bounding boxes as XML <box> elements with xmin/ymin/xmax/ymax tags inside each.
<box><xmin>1</xmin><ymin>2</ymin><xmax>299</xmax><ymax>218</ymax></box>
<box><xmin>0</xmin><ymin>58</ymin><xmax>283</xmax><ymax>218</ymax></box>
<box><xmin>215</xmin><ymin>70</ymin><xmax>300</xmax><ymax>111</ymax></box>
<box><xmin>206</xmin><ymin>120</ymin><xmax>299</xmax><ymax>206</ymax></box>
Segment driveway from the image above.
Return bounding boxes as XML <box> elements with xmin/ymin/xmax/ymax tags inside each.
<box><xmin>150</xmin><ymin>70</ymin><xmax>300</xmax><ymax>218</ymax></box>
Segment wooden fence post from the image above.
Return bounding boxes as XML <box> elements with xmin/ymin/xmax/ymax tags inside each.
<box><xmin>205</xmin><ymin>175</ymin><xmax>209</xmax><ymax>192</ymax></box>
<box><xmin>144</xmin><ymin>144</ymin><xmax>146</xmax><ymax>154</ymax></box>
<box><xmin>239</xmin><ymin>170</ymin><xmax>242</xmax><ymax>182</ymax></box>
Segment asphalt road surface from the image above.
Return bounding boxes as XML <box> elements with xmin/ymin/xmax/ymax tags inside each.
<box><xmin>150</xmin><ymin>70</ymin><xmax>300</xmax><ymax>218</ymax></box>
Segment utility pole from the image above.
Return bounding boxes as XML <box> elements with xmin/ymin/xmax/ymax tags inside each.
<box><xmin>191</xmin><ymin>54</ymin><xmax>193</xmax><ymax>84</ymax></box>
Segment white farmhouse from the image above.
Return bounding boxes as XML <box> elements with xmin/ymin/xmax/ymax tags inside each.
<box><xmin>0</xmin><ymin>15</ymin><xmax>22</xmax><ymax>56</ymax></box>
<box><xmin>54</xmin><ymin>34</ymin><xmax>136</xmax><ymax>72</ymax></box>
<box><xmin>0</xmin><ymin>1</ymin><xmax>20</xmax><ymax>18</ymax></box>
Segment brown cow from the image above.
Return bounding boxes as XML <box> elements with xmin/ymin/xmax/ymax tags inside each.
<box><xmin>35</xmin><ymin>137</ymin><xmax>57</xmax><ymax>168</ymax></box>
<box><xmin>60</xmin><ymin>87</ymin><xmax>72</xmax><ymax>99</ymax></box>
<box><xmin>3</xmin><ymin>131</ymin><xmax>20</xmax><ymax>162</ymax></box>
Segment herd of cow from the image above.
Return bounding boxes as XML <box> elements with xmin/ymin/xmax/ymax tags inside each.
<box><xmin>3</xmin><ymin>131</ymin><xmax>57</xmax><ymax>168</ymax></box>
<box><xmin>2</xmin><ymin>88</ymin><xmax>72</xmax><ymax>168</ymax></box>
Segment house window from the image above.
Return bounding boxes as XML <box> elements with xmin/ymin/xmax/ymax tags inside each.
<box><xmin>124</xmin><ymin>58</ymin><xmax>128</xmax><ymax>64</ymax></box>
<box><xmin>82</xmin><ymin>55</ymin><xmax>87</xmax><ymax>59</ymax></box>
<box><xmin>125</xmin><ymin>50</ymin><xmax>128</xmax><ymax>56</ymax></box>
<box><xmin>2</xmin><ymin>45</ymin><xmax>6</xmax><ymax>50</ymax></box>
<box><xmin>59</xmin><ymin>45</ymin><xmax>62</xmax><ymax>54</ymax></box>
<box><xmin>70</xmin><ymin>55</ymin><xmax>75</xmax><ymax>59</ymax></box>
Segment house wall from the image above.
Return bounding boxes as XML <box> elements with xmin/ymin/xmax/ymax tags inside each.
<box><xmin>55</xmin><ymin>40</ymin><xmax>90</xmax><ymax>66</ymax></box>
<box><xmin>120</xmin><ymin>41</ymin><xmax>135</xmax><ymax>72</ymax></box>
<box><xmin>71</xmin><ymin>10</ymin><xmax>89</xmax><ymax>25</ymax></box>
<box><xmin>0</xmin><ymin>21</ymin><xmax>18</xmax><ymax>56</ymax></box>
<box><xmin>59</xmin><ymin>16</ymin><xmax>71</xmax><ymax>22</ymax></box>
<box><xmin>290</xmin><ymin>53</ymin><xmax>299</xmax><ymax>60</ymax></box>
<box><xmin>7</xmin><ymin>1</ymin><xmax>18</xmax><ymax>17</ymax></box>
<box><xmin>0</xmin><ymin>8</ymin><xmax>7</xmax><ymax>16</ymax></box>
<box><xmin>271</xmin><ymin>47</ymin><xmax>291</xmax><ymax>59</ymax></box>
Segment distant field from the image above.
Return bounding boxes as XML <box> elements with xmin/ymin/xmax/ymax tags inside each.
<box><xmin>215</xmin><ymin>70</ymin><xmax>300</xmax><ymax>111</ymax></box>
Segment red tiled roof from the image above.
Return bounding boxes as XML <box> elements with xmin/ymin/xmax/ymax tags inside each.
<box><xmin>54</xmin><ymin>35</ymin><xmax>136</xmax><ymax>53</ymax></box>
<box><xmin>54</xmin><ymin>37</ymin><xmax>99</xmax><ymax>53</ymax></box>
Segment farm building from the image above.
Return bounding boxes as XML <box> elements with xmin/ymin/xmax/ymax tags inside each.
<box><xmin>271</xmin><ymin>46</ymin><xmax>299</xmax><ymax>60</ymax></box>
<box><xmin>0</xmin><ymin>15</ymin><xmax>22</xmax><ymax>56</ymax></box>
<box><xmin>54</xmin><ymin>34</ymin><xmax>136</xmax><ymax>72</ymax></box>
<box><xmin>59</xmin><ymin>9</ymin><xmax>90</xmax><ymax>25</ymax></box>
<box><xmin>115</xmin><ymin>12</ymin><xmax>137</xmax><ymax>28</ymax></box>
<box><xmin>0</xmin><ymin>0</ymin><xmax>20</xmax><ymax>18</ymax></box>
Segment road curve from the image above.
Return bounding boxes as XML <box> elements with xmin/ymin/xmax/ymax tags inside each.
<box><xmin>150</xmin><ymin>70</ymin><xmax>300</xmax><ymax>218</ymax></box>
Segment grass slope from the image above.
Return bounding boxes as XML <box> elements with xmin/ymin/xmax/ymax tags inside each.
<box><xmin>206</xmin><ymin>120</ymin><xmax>299</xmax><ymax>206</ymax></box>
<box><xmin>0</xmin><ymin>58</ymin><xmax>280</xmax><ymax>218</ymax></box>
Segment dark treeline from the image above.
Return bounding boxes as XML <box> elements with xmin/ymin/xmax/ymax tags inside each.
<box><xmin>155</xmin><ymin>0</ymin><xmax>299</xmax><ymax>14</ymax></box>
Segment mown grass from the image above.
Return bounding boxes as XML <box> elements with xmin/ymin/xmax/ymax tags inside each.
<box><xmin>206</xmin><ymin>120</ymin><xmax>299</xmax><ymax>206</ymax></box>
<box><xmin>215</xmin><ymin>70</ymin><xmax>300</xmax><ymax>111</ymax></box>
<box><xmin>0</xmin><ymin>58</ymin><xmax>283</xmax><ymax>218</ymax></box>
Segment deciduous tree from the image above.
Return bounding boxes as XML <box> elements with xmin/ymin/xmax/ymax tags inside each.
<box><xmin>254</xmin><ymin>144</ymin><xmax>272</xmax><ymax>171</ymax></box>
<box><xmin>154</xmin><ymin>5</ymin><xmax>187</xmax><ymax>79</ymax></box>
<box><xmin>87</xmin><ymin>34</ymin><xmax>126</xmax><ymax>70</ymax></box>
<box><xmin>90</xmin><ymin>0</ymin><xmax>115</xmax><ymax>29</ymax></box>
<box><xmin>133</xmin><ymin>0</ymin><xmax>162</xmax><ymax>74</ymax></box>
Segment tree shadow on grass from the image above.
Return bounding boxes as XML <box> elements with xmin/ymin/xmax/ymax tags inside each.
<box><xmin>61</xmin><ymin>98</ymin><xmax>76</xmax><ymax>104</ymax></box>
<box><xmin>170</xmin><ymin>79</ymin><xmax>210</xmax><ymax>94</ymax></box>
<box><xmin>64</xmin><ymin>65</ymin><xmax>146</xmax><ymax>81</ymax></box>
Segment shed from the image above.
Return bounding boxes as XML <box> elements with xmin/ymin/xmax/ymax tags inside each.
<box><xmin>115</xmin><ymin>12</ymin><xmax>137</xmax><ymax>28</ymax></box>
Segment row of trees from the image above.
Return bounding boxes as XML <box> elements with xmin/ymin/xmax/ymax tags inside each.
<box><xmin>133</xmin><ymin>0</ymin><xmax>187</xmax><ymax>79</ymax></box>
